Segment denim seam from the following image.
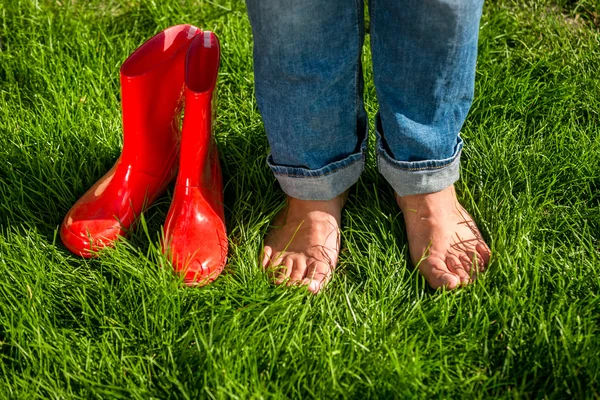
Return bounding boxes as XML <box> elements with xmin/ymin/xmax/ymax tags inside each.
<box><xmin>272</xmin><ymin>153</ymin><xmax>365</xmax><ymax>179</ymax></box>
<box><xmin>353</xmin><ymin>0</ymin><xmax>362</xmax><ymax>141</ymax></box>
<box><xmin>370</xmin><ymin>0</ymin><xmax>376</xmax><ymax>74</ymax></box>
<box><xmin>377</xmin><ymin>150</ymin><xmax>460</xmax><ymax>172</ymax></box>
<box><xmin>370</xmin><ymin>0</ymin><xmax>375</xmax><ymax>38</ymax></box>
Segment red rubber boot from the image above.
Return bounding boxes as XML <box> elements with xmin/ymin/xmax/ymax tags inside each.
<box><xmin>61</xmin><ymin>25</ymin><xmax>201</xmax><ymax>257</ymax></box>
<box><xmin>163</xmin><ymin>31</ymin><xmax>227</xmax><ymax>285</ymax></box>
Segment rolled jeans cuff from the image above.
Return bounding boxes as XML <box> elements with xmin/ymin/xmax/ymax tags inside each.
<box><xmin>267</xmin><ymin>137</ymin><xmax>367</xmax><ymax>201</ymax></box>
<box><xmin>377</xmin><ymin>131</ymin><xmax>463</xmax><ymax>197</ymax></box>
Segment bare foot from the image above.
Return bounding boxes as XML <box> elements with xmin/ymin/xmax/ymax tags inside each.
<box><xmin>262</xmin><ymin>194</ymin><xmax>345</xmax><ymax>294</ymax></box>
<box><xmin>396</xmin><ymin>185</ymin><xmax>491</xmax><ymax>290</ymax></box>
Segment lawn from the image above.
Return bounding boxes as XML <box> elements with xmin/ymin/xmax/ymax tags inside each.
<box><xmin>1</xmin><ymin>0</ymin><xmax>599</xmax><ymax>398</ymax></box>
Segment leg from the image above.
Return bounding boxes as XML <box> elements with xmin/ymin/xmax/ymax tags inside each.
<box><xmin>246</xmin><ymin>0</ymin><xmax>366</xmax><ymax>292</ymax></box>
<box><xmin>370</xmin><ymin>0</ymin><xmax>490</xmax><ymax>289</ymax></box>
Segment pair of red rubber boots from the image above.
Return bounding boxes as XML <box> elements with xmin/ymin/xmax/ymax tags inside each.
<box><xmin>60</xmin><ymin>25</ymin><xmax>227</xmax><ymax>285</ymax></box>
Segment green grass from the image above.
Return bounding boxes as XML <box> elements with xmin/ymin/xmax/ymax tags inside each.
<box><xmin>1</xmin><ymin>0</ymin><xmax>599</xmax><ymax>398</ymax></box>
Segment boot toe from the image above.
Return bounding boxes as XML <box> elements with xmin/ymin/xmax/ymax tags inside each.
<box><xmin>182</xmin><ymin>256</ymin><xmax>225</xmax><ymax>286</ymax></box>
<box><xmin>60</xmin><ymin>217</ymin><xmax>124</xmax><ymax>257</ymax></box>
<box><xmin>165</xmin><ymin>221</ymin><xmax>227</xmax><ymax>285</ymax></box>
<box><xmin>169</xmin><ymin>239</ymin><xmax>227</xmax><ymax>285</ymax></box>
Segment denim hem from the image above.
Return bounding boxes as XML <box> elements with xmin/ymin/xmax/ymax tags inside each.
<box><xmin>268</xmin><ymin>139</ymin><xmax>367</xmax><ymax>201</ymax></box>
<box><xmin>377</xmin><ymin>134</ymin><xmax>462</xmax><ymax>196</ymax></box>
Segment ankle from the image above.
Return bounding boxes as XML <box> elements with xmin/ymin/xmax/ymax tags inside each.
<box><xmin>396</xmin><ymin>185</ymin><xmax>457</xmax><ymax>210</ymax></box>
<box><xmin>287</xmin><ymin>191</ymin><xmax>347</xmax><ymax>212</ymax></box>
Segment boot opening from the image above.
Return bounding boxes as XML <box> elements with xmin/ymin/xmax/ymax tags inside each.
<box><xmin>121</xmin><ymin>25</ymin><xmax>199</xmax><ymax>77</ymax></box>
<box><xmin>185</xmin><ymin>31</ymin><xmax>220</xmax><ymax>94</ymax></box>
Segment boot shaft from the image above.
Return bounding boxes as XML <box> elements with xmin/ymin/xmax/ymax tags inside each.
<box><xmin>178</xmin><ymin>31</ymin><xmax>221</xmax><ymax>188</ymax></box>
<box><xmin>120</xmin><ymin>25</ymin><xmax>200</xmax><ymax>176</ymax></box>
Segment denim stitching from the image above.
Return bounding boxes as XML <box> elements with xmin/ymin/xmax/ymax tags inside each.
<box><xmin>272</xmin><ymin>136</ymin><xmax>367</xmax><ymax>179</ymax></box>
<box><xmin>378</xmin><ymin>149</ymin><xmax>461</xmax><ymax>171</ymax></box>
<box><xmin>354</xmin><ymin>0</ymin><xmax>361</xmax><ymax>136</ymax></box>
<box><xmin>273</xmin><ymin>153</ymin><xmax>365</xmax><ymax>179</ymax></box>
<box><xmin>370</xmin><ymin>0</ymin><xmax>377</xmax><ymax>95</ymax></box>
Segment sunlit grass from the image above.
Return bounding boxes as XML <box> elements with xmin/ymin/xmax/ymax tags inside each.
<box><xmin>0</xmin><ymin>0</ymin><xmax>599</xmax><ymax>397</ymax></box>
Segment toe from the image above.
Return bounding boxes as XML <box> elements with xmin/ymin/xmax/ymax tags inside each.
<box><xmin>476</xmin><ymin>242</ymin><xmax>491</xmax><ymax>270</ymax></box>
<box><xmin>437</xmin><ymin>272</ymin><xmax>461</xmax><ymax>290</ymax></box>
<box><xmin>305</xmin><ymin>261</ymin><xmax>333</xmax><ymax>294</ymax></box>
<box><xmin>459</xmin><ymin>254</ymin><xmax>475</xmax><ymax>272</ymax></box>
<box><xmin>419</xmin><ymin>259</ymin><xmax>461</xmax><ymax>290</ymax></box>
<box><xmin>460</xmin><ymin>253</ymin><xmax>485</xmax><ymax>281</ymax></box>
<box><xmin>273</xmin><ymin>255</ymin><xmax>294</xmax><ymax>285</ymax></box>
<box><xmin>446</xmin><ymin>255</ymin><xmax>471</xmax><ymax>286</ymax></box>
<box><xmin>308</xmin><ymin>280</ymin><xmax>322</xmax><ymax>294</ymax></box>
<box><xmin>288</xmin><ymin>256</ymin><xmax>308</xmax><ymax>284</ymax></box>
<box><xmin>262</xmin><ymin>246</ymin><xmax>273</xmax><ymax>268</ymax></box>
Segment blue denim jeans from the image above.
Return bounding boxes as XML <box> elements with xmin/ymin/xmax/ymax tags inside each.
<box><xmin>246</xmin><ymin>0</ymin><xmax>484</xmax><ymax>199</ymax></box>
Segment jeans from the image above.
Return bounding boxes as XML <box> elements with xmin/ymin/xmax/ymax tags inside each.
<box><xmin>246</xmin><ymin>0</ymin><xmax>484</xmax><ymax>199</ymax></box>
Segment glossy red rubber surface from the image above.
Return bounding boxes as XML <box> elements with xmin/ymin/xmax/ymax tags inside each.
<box><xmin>61</xmin><ymin>25</ymin><xmax>201</xmax><ymax>257</ymax></box>
<box><xmin>163</xmin><ymin>32</ymin><xmax>227</xmax><ymax>285</ymax></box>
